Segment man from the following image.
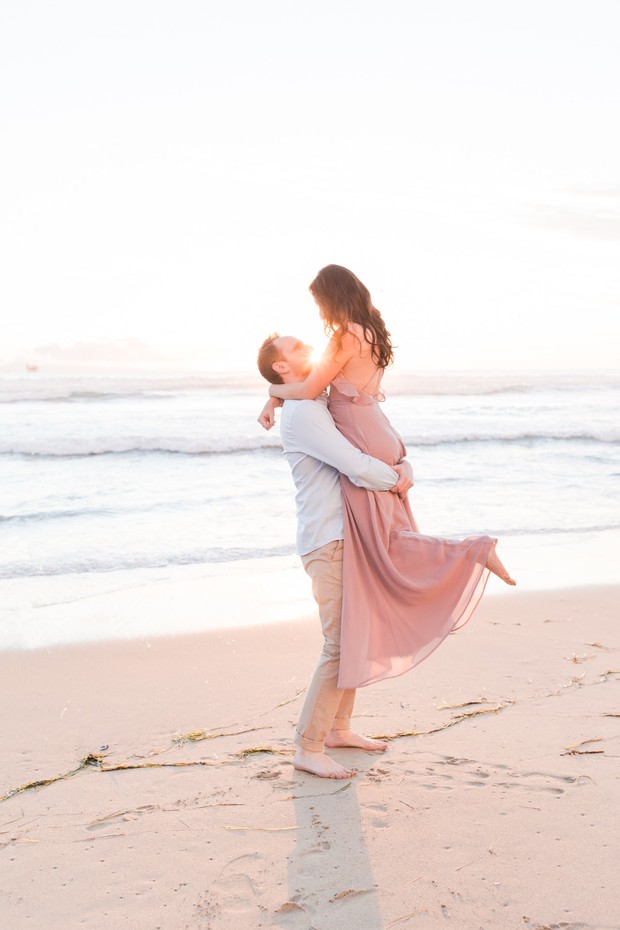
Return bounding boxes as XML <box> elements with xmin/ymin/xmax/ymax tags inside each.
<box><xmin>257</xmin><ymin>333</ymin><xmax>413</xmax><ymax>779</ymax></box>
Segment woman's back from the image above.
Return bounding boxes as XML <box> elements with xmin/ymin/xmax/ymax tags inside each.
<box><xmin>327</xmin><ymin>322</ymin><xmax>404</xmax><ymax>467</ymax></box>
<box><xmin>336</xmin><ymin>323</ymin><xmax>385</xmax><ymax>397</ymax></box>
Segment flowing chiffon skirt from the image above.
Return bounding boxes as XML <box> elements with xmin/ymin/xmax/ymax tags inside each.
<box><xmin>328</xmin><ymin>374</ymin><xmax>496</xmax><ymax>689</ymax></box>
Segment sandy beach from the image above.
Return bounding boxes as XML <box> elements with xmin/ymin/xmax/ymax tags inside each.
<box><xmin>1</xmin><ymin>584</ymin><xmax>619</xmax><ymax>930</ymax></box>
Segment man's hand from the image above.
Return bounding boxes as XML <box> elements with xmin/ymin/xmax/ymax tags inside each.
<box><xmin>257</xmin><ymin>396</ymin><xmax>283</xmax><ymax>430</ymax></box>
<box><xmin>390</xmin><ymin>460</ymin><xmax>414</xmax><ymax>499</ymax></box>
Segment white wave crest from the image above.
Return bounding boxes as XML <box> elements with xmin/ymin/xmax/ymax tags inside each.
<box><xmin>1</xmin><ymin>428</ymin><xmax>618</xmax><ymax>457</ymax></box>
<box><xmin>2</xmin><ymin>369</ymin><xmax>620</xmax><ymax>403</ymax></box>
<box><xmin>0</xmin><ymin>435</ymin><xmax>283</xmax><ymax>456</ymax></box>
<box><xmin>0</xmin><ymin>373</ymin><xmax>265</xmax><ymax>403</ymax></box>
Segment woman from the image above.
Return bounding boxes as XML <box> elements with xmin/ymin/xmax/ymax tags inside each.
<box><xmin>260</xmin><ymin>265</ymin><xmax>515</xmax><ymax>689</ymax></box>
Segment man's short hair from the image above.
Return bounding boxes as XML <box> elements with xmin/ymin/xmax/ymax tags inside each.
<box><xmin>257</xmin><ymin>332</ymin><xmax>284</xmax><ymax>384</ymax></box>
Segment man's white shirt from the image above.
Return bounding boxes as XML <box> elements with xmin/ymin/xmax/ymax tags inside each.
<box><xmin>279</xmin><ymin>395</ymin><xmax>398</xmax><ymax>556</ymax></box>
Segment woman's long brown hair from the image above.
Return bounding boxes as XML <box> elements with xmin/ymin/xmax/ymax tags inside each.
<box><xmin>309</xmin><ymin>265</ymin><xmax>394</xmax><ymax>368</ymax></box>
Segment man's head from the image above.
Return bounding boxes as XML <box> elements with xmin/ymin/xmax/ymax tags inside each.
<box><xmin>257</xmin><ymin>333</ymin><xmax>313</xmax><ymax>384</ymax></box>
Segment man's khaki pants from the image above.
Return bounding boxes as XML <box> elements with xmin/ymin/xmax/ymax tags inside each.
<box><xmin>294</xmin><ymin>539</ymin><xmax>355</xmax><ymax>751</ymax></box>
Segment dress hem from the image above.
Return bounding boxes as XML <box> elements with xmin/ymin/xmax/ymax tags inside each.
<box><xmin>337</xmin><ymin>563</ymin><xmax>493</xmax><ymax>690</ymax></box>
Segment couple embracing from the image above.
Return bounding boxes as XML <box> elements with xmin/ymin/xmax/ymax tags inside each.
<box><xmin>257</xmin><ymin>264</ymin><xmax>515</xmax><ymax>780</ymax></box>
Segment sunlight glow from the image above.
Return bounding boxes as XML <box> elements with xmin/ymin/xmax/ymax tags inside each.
<box><xmin>1</xmin><ymin>1</ymin><xmax>619</xmax><ymax>372</ymax></box>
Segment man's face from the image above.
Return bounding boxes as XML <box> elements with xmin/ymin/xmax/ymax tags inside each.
<box><xmin>273</xmin><ymin>336</ymin><xmax>313</xmax><ymax>381</ymax></box>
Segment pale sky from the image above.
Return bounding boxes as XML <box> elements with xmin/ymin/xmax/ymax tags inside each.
<box><xmin>1</xmin><ymin>0</ymin><xmax>619</xmax><ymax>372</ymax></box>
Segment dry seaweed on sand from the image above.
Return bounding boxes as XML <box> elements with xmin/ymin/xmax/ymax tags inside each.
<box><xmin>548</xmin><ymin>674</ymin><xmax>585</xmax><ymax>695</ymax></box>
<box><xmin>329</xmin><ymin>889</ymin><xmax>373</xmax><ymax>902</ymax></box>
<box><xmin>100</xmin><ymin>759</ymin><xmax>234</xmax><ymax>772</ymax></box>
<box><xmin>388</xmin><ymin>910</ymin><xmax>429</xmax><ymax>927</ymax></box>
<box><xmin>435</xmin><ymin>698</ymin><xmax>491</xmax><ymax>710</ymax></box>
<box><xmin>0</xmin><ymin>751</ymin><xmax>234</xmax><ymax>804</ymax></box>
<box><xmin>370</xmin><ymin>702</ymin><xmax>511</xmax><ymax>742</ymax></box>
<box><xmin>586</xmin><ymin>641</ymin><xmax>620</xmax><ymax>652</ymax></box>
<box><xmin>561</xmin><ymin>736</ymin><xmax>609</xmax><ymax>755</ymax></box>
<box><xmin>563</xmin><ymin>736</ymin><xmax>606</xmax><ymax>750</ymax></box>
<box><xmin>250</xmin><ymin>688</ymin><xmax>306</xmax><ymax>719</ymax></box>
<box><xmin>275</xmin><ymin>782</ymin><xmax>352</xmax><ymax>800</ymax></box>
<box><xmin>1</xmin><ymin>740</ymin><xmax>289</xmax><ymax>804</ymax></box>
<box><xmin>234</xmin><ymin>746</ymin><xmax>292</xmax><ymax>758</ymax></box>
<box><xmin>0</xmin><ymin>752</ymin><xmax>105</xmax><ymax>803</ymax></box>
<box><xmin>173</xmin><ymin>725</ymin><xmax>269</xmax><ymax>745</ymax></box>
<box><xmin>546</xmin><ymin>669</ymin><xmax>618</xmax><ymax>696</ymax></box>
<box><xmin>224</xmin><ymin>824</ymin><xmax>299</xmax><ymax>832</ymax></box>
<box><xmin>274</xmin><ymin>903</ymin><xmax>305</xmax><ymax>915</ymax></box>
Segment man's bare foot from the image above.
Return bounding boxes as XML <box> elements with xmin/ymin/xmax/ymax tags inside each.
<box><xmin>486</xmin><ymin>546</ymin><xmax>516</xmax><ymax>586</ymax></box>
<box><xmin>324</xmin><ymin>729</ymin><xmax>388</xmax><ymax>752</ymax></box>
<box><xmin>293</xmin><ymin>747</ymin><xmax>356</xmax><ymax>779</ymax></box>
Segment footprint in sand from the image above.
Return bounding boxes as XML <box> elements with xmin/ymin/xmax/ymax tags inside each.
<box><xmin>86</xmin><ymin>804</ymin><xmax>159</xmax><ymax>831</ymax></box>
<box><xmin>404</xmin><ymin>757</ymin><xmax>582</xmax><ymax>797</ymax></box>
<box><xmin>498</xmin><ymin>770</ymin><xmax>578</xmax><ymax>795</ymax></box>
<box><xmin>295</xmin><ymin>844</ymin><xmax>333</xmax><ymax>877</ymax></box>
<box><xmin>363</xmin><ymin>801</ymin><xmax>390</xmax><ymax>828</ymax></box>
<box><xmin>196</xmin><ymin>851</ymin><xmax>267</xmax><ymax>924</ymax></box>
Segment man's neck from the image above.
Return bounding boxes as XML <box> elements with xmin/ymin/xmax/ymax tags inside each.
<box><xmin>281</xmin><ymin>369</ymin><xmax>311</xmax><ymax>384</ymax></box>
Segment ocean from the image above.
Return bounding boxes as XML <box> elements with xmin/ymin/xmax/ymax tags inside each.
<box><xmin>1</xmin><ymin>369</ymin><xmax>619</xmax><ymax>649</ymax></box>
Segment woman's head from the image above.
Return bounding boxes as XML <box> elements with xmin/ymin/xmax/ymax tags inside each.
<box><xmin>309</xmin><ymin>264</ymin><xmax>394</xmax><ymax>369</ymax></box>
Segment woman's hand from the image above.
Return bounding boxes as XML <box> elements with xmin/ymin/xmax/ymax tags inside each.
<box><xmin>257</xmin><ymin>396</ymin><xmax>283</xmax><ymax>430</ymax></box>
<box><xmin>390</xmin><ymin>460</ymin><xmax>414</xmax><ymax>499</ymax></box>
<box><xmin>267</xmin><ymin>333</ymin><xmax>356</xmax><ymax>401</ymax></box>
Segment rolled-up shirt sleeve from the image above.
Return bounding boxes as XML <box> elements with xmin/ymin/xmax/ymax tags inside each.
<box><xmin>286</xmin><ymin>400</ymin><xmax>398</xmax><ymax>490</ymax></box>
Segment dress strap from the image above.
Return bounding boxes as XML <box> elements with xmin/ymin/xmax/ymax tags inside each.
<box><xmin>360</xmin><ymin>367</ymin><xmax>385</xmax><ymax>398</ymax></box>
<box><xmin>330</xmin><ymin>369</ymin><xmax>385</xmax><ymax>405</ymax></box>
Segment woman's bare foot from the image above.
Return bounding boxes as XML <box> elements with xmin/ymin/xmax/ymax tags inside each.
<box><xmin>324</xmin><ymin>729</ymin><xmax>388</xmax><ymax>752</ymax></box>
<box><xmin>293</xmin><ymin>747</ymin><xmax>356</xmax><ymax>779</ymax></box>
<box><xmin>486</xmin><ymin>546</ymin><xmax>516</xmax><ymax>586</ymax></box>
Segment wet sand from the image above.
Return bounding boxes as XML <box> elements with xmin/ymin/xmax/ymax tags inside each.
<box><xmin>1</xmin><ymin>585</ymin><xmax>618</xmax><ymax>929</ymax></box>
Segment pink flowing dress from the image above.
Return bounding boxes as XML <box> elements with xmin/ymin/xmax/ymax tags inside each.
<box><xmin>328</xmin><ymin>373</ymin><xmax>496</xmax><ymax>689</ymax></box>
